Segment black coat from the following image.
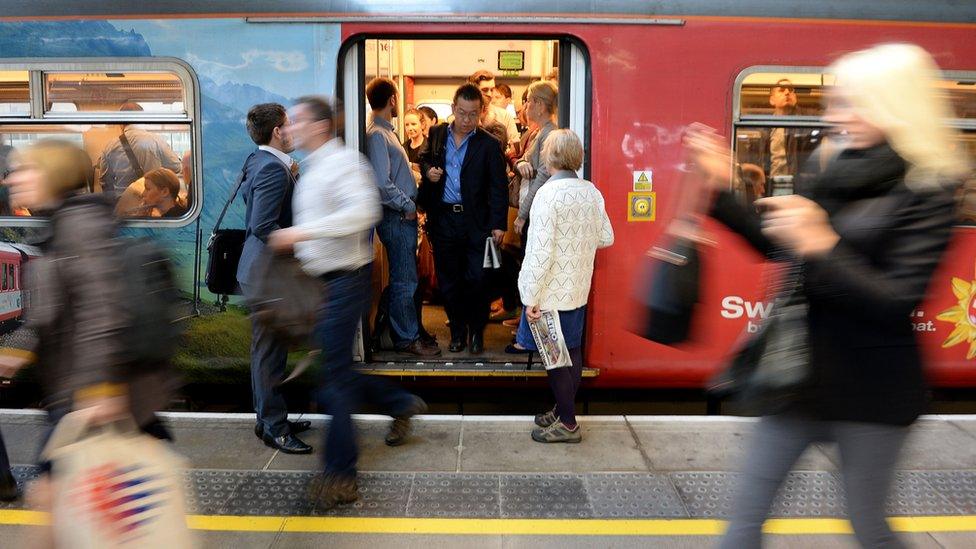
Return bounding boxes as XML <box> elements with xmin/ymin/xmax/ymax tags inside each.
<box><xmin>712</xmin><ymin>143</ymin><xmax>958</xmax><ymax>425</ymax></box>
<box><xmin>417</xmin><ymin>123</ymin><xmax>508</xmax><ymax>233</ymax></box>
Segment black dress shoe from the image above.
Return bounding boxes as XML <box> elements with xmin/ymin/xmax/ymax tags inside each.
<box><xmin>263</xmin><ymin>433</ymin><xmax>313</xmax><ymax>454</ymax></box>
<box><xmin>469</xmin><ymin>332</ymin><xmax>484</xmax><ymax>355</ymax></box>
<box><xmin>448</xmin><ymin>338</ymin><xmax>466</xmax><ymax>353</ymax></box>
<box><xmin>289</xmin><ymin>420</ymin><xmax>312</xmax><ymax>434</ymax></box>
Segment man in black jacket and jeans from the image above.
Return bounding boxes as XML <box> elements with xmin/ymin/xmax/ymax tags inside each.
<box><xmin>418</xmin><ymin>84</ymin><xmax>508</xmax><ymax>354</ymax></box>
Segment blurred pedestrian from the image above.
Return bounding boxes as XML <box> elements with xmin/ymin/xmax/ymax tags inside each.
<box><xmin>518</xmin><ymin>129</ymin><xmax>613</xmax><ymax>443</ymax></box>
<box><xmin>0</xmin><ymin>139</ymin><xmax>178</xmax><ymax>505</ymax></box>
<box><xmin>686</xmin><ymin>43</ymin><xmax>970</xmax><ymax>549</ymax></box>
<box><xmin>237</xmin><ymin>103</ymin><xmax>312</xmax><ymax>454</ymax></box>
<box><xmin>269</xmin><ymin>96</ymin><xmax>427</xmax><ymax>510</ymax></box>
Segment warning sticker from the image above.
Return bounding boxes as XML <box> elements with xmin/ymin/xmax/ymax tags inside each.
<box><xmin>628</xmin><ymin>192</ymin><xmax>656</xmax><ymax>222</ymax></box>
<box><xmin>633</xmin><ymin>170</ymin><xmax>652</xmax><ymax>191</ymax></box>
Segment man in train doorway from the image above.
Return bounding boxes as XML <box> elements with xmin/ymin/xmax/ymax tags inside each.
<box><xmin>365</xmin><ymin>77</ymin><xmax>440</xmax><ymax>358</ymax></box>
<box><xmin>237</xmin><ymin>103</ymin><xmax>312</xmax><ymax>455</ymax></box>
<box><xmin>419</xmin><ymin>83</ymin><xmax>509</xmax><ymax>354</ymax></box>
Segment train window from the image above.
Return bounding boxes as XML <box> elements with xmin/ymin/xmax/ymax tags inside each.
<box><xmin>2</xmin><ymin>264</ymin><xmax>7</xmax><ymax>291</ymax></box>
<box><xmin>733</xmin><ymin>68</ymin><xmax>976</xmax><ymax>214</ymax></box>
<box><xmin>0</xmin><ymin>60</ymin><xmax>199</xmax><ymax>226</ymax></box>
<box><xmin>44</xmin><ymin>72</ymin><xmax>185</xmax><ymax>115</ymax></box>
<box><xmin>0</xmin><ymin>71</ymin><xmax>30</xmax><ymax>117</ymax></box>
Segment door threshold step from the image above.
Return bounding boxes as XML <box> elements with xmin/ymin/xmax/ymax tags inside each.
<box><xmin>358</xmin><ymin>363</ymin><xmax>600</xmax><ymax>378</ymax></box>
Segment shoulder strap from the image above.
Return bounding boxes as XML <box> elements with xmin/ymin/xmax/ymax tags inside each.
<box><xmin>210</xmin><ymin>154</ymin><xmax>253</xmax><ymax>237</ymax></box>
<box><xmin>118</xmin><ymin>130</ymin><xmax>144</xmax><ymax>179</ymax></box>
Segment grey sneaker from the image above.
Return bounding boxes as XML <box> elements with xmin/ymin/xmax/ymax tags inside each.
<box><xmin>386</xmin><ymin>395</ymin><xmax>428</xmax><ymax>446</ymax></box>
<box><xmin>531</xmin><ymin>419</ymin><xmax>582</xmax><ymax>443</ymax></box>
<box><xmin>308</xmin><ymin>473</ymin><xmax>359</xmax><ymax>510</ymax></box>
<box><xmin>534</xmin><ymin>407</ymin><xmax>557</xmax><ymax>428</ymax></box>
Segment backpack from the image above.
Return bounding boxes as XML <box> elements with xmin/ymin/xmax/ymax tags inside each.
<box><xmin>117</xmin><ymin>238</ymin><xmax>182</xmax><ymax>367</ymax></box>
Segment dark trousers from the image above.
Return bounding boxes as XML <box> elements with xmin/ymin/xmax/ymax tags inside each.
<box><xmin>547</xmin><ymin>347</ymin><xmax>584</xmax><ymax>426</ymax></box>
<box><xmin>316</xmin><ymin>264</ymin><xmax>416</xmax><ymax>479</ymax></box>
<box><xmin>0</xmin><ymin>428</ymin><xmax>11</xmax><ymax>476</ymax></box>
<box><xmin>428</xmin><ymin>210</ymin><xmax>491</xmax><ymax>341</ymax></box>
<box><xmin>241</xmin><ymin>280</ymin><xmax>290</xmax><ymax>438</ymax></box>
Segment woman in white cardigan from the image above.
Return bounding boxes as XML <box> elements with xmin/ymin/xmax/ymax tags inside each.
<box><xmin>516</xmin><ymin>129</ymin><xmax>614</xmax><ymax>443</ymax></box>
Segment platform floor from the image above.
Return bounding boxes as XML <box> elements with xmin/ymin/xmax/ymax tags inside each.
<box><xmin>2</xmin><ymin>411</ymin><xmax>976</xmax><ymax>547</ymax></box>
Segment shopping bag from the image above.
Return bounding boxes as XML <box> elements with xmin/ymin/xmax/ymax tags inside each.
<box><xmin>44</xmin><ymin>410</ymin><xmax>194</xmax><ymax>549</ymax></box>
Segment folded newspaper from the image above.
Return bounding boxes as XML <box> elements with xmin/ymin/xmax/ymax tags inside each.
<box><xmin>528</xmin><ymin>310</ymin><xmax>573</xmax><ymax>369</ymax></box>
<box><xmin>483</xmin><ymin>236</ymin><xmax>501</xmax><ymax>269</ymax></box>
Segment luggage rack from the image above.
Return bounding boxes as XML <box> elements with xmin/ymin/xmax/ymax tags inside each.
<box><xmin>358</xmin><ymin>362</ymin><xmax>601</xmax><ymax>378</ymax></box>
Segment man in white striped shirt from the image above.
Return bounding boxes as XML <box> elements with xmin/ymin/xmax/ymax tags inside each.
<box><xmin>269</xmin><ymin>96</ymin><xmax>427</xmax><ymax>510</ymax></box>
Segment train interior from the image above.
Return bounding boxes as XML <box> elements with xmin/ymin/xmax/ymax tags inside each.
<box><xmin>357</xmin><ymin>38</ymin><xmax>573</xmax><ymax>367</ymax></box>
<box><xmin>0</xmin><ymin>69</ymin><xmax>192</xmax><ymax>218</ymax></box>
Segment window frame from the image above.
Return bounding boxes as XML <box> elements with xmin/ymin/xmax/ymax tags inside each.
<box><xmin>732</xmin><ymin>65</ymin><xmax>976</xmax><ymax>227</ymax></box>
<box><xmin>0</xmin><ymin>57</ymin><xmax>202</xmax><ymax>228</ymax></box>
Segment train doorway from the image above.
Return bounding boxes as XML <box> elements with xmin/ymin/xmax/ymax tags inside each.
<box><xmin>339</xmin><ymin>36</ymin><xmax>591</xmax><ymax>373</ymax></box>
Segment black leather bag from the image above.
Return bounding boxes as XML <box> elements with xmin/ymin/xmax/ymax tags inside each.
<box><xmin>708</xmin><ymin>261</ymin><xmax>810</xmax><ymax>414</ymax></box>
<box><xmin>205</xmin><ymin>170</ymin><xmax>246</xmax><ymax>295</ymax></box>
<box><xmin>634</xmin><ymin>235</ymin><xmax>700</xmax><ymax>345</ymax></box>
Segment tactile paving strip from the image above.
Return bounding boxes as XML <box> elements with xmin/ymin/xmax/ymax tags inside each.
<box><xmin>0</xmin><ymin>465</ymin><xmax>39</xmax><ymax>510</ymax></box>
<box><xmin>499</xmin><ymin>474</ymin><xmax>592</xmax><ymax>519</ymax></box>
<box><xmin>883</xmin><ymin>472</ymin><xmax>961</xmax><ymax>516</ymax></box>
<box><xmin>184</xmin><ymin>469</ymin><xmax>249</xmax><ymax>515</ymax></box>
<box><xmin>407</xmin><ymin>473</ymin><xmax>500</xmax><ymax>518</ymax></box>
<box><xmin>919</xmin><ymin>471</ymin><xmax>976</xmax><ymax>514</ymax></box>
<box><xmin>669</xmin><ymin>472</ymin><xmax>846</xmax><ymax>518</ymax></box>
<box><xmin>585</xmin><ymin>473</ymin><xmax>689</xmax><ymax>518</ymax></box>
<box><xmin>224</xmin><ymin>471</ymin><xmax>316</xmax><ymax>516</ymax></box>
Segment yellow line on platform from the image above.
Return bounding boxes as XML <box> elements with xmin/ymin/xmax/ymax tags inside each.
<box><xmin>1</xmin><ymin>510</ymin><xmax>975</xmax><ymax>535</ymax></box>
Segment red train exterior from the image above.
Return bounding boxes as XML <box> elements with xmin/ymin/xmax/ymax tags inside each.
<box><xmin>340</xmin><ymin>16</ymin><xmax>976</xmax><ymax>388</ymax></box>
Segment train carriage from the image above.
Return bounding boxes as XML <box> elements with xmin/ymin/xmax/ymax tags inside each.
<box><xmin>0</xmin><ymin>1</ymin><xmax>974</xmax><ymax>389</ymax></box>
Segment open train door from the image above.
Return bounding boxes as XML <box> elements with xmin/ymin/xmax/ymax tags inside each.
<box><xmin>338</xmin><ymin>34</ymin><xmax>592</xmax><ymax>378</ymax></box>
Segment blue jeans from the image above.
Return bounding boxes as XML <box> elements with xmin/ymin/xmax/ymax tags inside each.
<box><xmin>376</xmin><ymin>209</ymin><xmax>419</xmax><ymax>348</ymax></box>
<box><xmin>315</xmin><ymin>264</ymin><xmax>416</xmax><ymax>478</ymax></box>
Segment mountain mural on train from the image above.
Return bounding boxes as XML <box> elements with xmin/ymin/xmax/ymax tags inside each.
<box><xmin>0</xmin><ymin>19</ymin><xmax>342</xmax><ymax>379</ymax></box>
<box><xmin>0</xmin><ymin>19</ymin><xmax>339</xmax><ymax>290</ymax></box>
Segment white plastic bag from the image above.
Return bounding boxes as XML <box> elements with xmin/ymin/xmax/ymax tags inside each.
<box><xmin>44</xmin><ymin>409</ymin><xmax>194</xmax><ymax>549</ymax></box>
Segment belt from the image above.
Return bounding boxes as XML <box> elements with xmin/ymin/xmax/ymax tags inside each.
<box><xmin>441</xmin><ymin>202</ymin><xmax>464</xmax><ymax>213</ymax></box>
<box><xmin>319</xmin><ymin>263</ymin><xmax>371</xmax><ymax>281</ymax></box>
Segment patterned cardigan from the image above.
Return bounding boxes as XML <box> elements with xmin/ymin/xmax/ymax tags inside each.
<box><xmin>517</xmin><ymin>172</ymin><xmax>614</xmax><ymax>310</ymax></box>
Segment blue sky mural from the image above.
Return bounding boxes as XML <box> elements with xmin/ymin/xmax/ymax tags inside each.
<box><xmin>116</xmin><ymin>19</ymin><xmax>339</xmax><ymax>100</ymax></box>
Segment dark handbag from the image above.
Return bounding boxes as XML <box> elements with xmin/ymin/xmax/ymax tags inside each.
<box><xmin>708</xmin><ymin>260</ymin><xmax>810</xmax><ymax>414</ymax></box>
<box><xmin>248</xmin><ymin>250</ymin><xmax>325</xmax><ymax>349</ymax></box>
<box><xmin>635</xmin><ymin>235</ymin><xmax>700</xmax><ymax>344</ymax></box>
<box><xmin>205</xmin><ymin>168</ymin><xmax>246</xmax><ymax>295</ymax></box>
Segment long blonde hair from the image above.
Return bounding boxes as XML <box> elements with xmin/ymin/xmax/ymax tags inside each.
<box><xmin>829</xmin><ymin>43</ymin><xmax>970</xmax><ymax>185</ymax></box>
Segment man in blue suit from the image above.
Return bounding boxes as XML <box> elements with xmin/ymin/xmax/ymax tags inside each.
<box><xmin>236</xmin><ymin>103</ymin><xmax>311</xmax><ymax>454</ymax></box>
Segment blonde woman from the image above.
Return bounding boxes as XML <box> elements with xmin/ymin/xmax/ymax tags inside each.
<box><xmin>687</xmin><ymin>44</ymin><xmax>969</xmax><ymax>548</ymax></box>
<box><xmin>517</xmin><ymin>129</ymin><xmax>613</xmax><ymax>443</ymax></box>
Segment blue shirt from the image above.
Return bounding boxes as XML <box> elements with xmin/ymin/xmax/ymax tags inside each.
<box><xmin>442</xmin><ymin>124</ymin><xmax>475</xmax><ymax>204</ymax></box>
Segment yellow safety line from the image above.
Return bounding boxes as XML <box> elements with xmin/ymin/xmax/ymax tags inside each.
<box><xmin>2</xmin><ymin>510</ymin><xmax>976</xmax><ymax>535</ymax></box>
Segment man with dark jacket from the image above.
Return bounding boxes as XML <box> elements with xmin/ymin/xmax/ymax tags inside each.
<box><xmin>236</xmin><ymin>103</ymin><xmax>311</xmax><ymax>454</ymax></box>
<box><xmin>418</xmin><ymin>84</ymin><xmax>508</xmax><ymax>354</ymax></box>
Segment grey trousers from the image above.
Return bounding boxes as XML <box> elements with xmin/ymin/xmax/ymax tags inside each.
<box><xmin>719</xmin><ymin>413</ymin><xmax>910</xmax><ymax>549</ymax></box>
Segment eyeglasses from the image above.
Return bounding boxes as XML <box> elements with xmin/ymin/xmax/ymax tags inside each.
<box><xmin>455</xmin><ymin>109</ymin><xmax>480</xmax><ymax>121</ymax></box>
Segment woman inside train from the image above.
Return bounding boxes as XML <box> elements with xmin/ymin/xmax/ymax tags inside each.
<box><xmin>685</xmin><ymin>43</ymin><xmax>970</xmax><ymax>548</ymax></box>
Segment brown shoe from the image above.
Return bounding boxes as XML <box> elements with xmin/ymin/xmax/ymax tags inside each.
<box><xmin>309</xmin><ymin>473</ymin><xmax>359</xmax><ymax>510</ymax></box>
<box><xmin>397</xmin><ymin>339</ymin><xmax>442</xmax><ymax>357</ymax></box>
<box><xmin>386</xmin><ymin>396</ymin><xmax>428</xmax><ymax>446</ymax></box>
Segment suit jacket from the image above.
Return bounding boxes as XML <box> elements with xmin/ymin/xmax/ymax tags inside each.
<box><xmin>417</xmin><ymin>123</ymin><xmax>508</xmax><ymax>234</ymax></box>
<box><xmin>236</xmin><ymin>149</ymin><xmax>295</xmax><ymax>286</ymax></box>
<box><xmin>712</xmin><ymin>143</ymin><xmax>957</xmax><ymax>425</ymax></box>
